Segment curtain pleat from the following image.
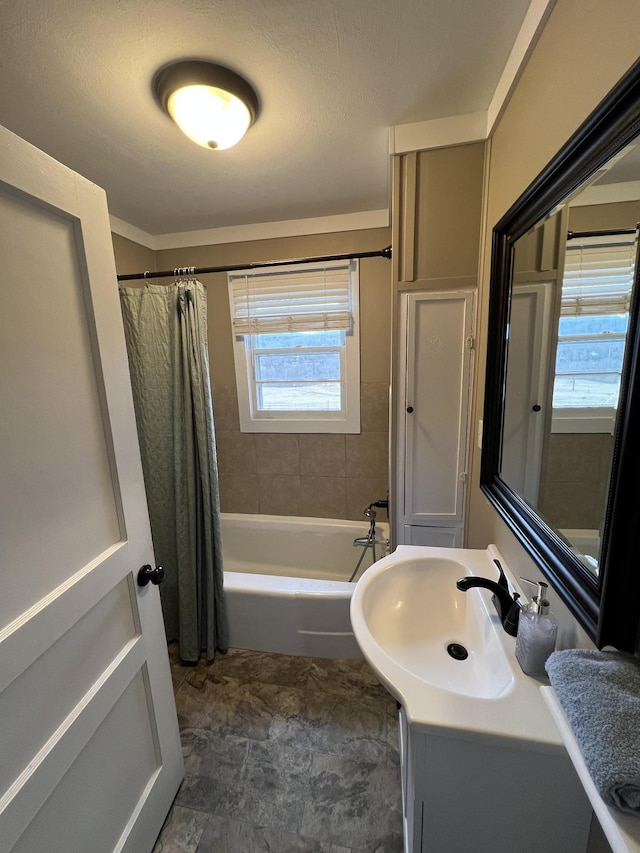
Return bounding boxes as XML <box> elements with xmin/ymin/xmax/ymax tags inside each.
<box><xmin>119</xmin><ymin>281</ymin><xmax>228</xmax><ymax>663</ymax></box>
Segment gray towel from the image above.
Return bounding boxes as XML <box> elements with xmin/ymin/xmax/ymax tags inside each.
<box><xmin>546</xmin><ymin>649</ymin><xmax>640</xmax><ymax>815</ymax></box>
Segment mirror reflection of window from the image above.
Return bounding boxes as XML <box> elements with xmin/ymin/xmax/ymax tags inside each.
<box><xmin>540</xmin><ymin>230</ymin><xmax>638</xmax><ymax>572</ymax></box>
<box><xmin>499</xmin><ymin>212</ymin><xmax>640</xmax><ymax>578</ymax></box>
<box><xmin>552</xmin><ymin>233</ymin><xmax>637</xmax><ymax>426</ymax></box>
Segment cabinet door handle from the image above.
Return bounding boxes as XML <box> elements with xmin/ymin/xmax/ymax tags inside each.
<box><xmin>406</xmin><ymin>406</ymin><xmax>414</xmax><ymax>413</ymax></box>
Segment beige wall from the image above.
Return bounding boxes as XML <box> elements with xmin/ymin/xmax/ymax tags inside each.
<box><xmin>467</xmin><ymin>0</ymin><xmax>640</xmax><ymax>650</ymax></box>
<box><xmin>393</xmin><ymin>143</ymin><xmax>485</xmax><ymax>289</ymax></box>
<box><xmin>111</xmin><ymin>233</ymin><xmax>156</xmax><ymax>277</ymax></box>
<box><xmin>113</xmin><ymin>227</ymin><xmax>392</xmax><ymax>520</ymax></box>
<box><xmin>390</xmin><ymin>143</ymin><xmax>485</xmax><ymax>543</ymax></box>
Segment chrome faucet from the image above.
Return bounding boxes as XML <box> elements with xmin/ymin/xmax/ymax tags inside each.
<box><xmin>456</xmin><ymin>560</ymin><xmax>521</xmax><ymax>636</ymax></box>
<box><xmin>349</xmin><ymin>500</ymin><xmax>388</xmax><ymax>583</ymax></box>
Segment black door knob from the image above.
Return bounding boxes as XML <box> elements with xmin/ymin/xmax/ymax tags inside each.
<box><xmin>406</xmin><ymin>406</ymin><xmax>414</xmax><ymax>413</ymax></box>
<box><xmin>532</xmin><ymin>404</ymin><xmax>541</xmax><ymax>412</ymax></box>
<box><xmin>137</xmin><ymin>564</ymin><xmax>165</xmax><ymax>587</ymax></box>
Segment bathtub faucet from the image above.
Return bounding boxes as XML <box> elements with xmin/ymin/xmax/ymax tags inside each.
<box><xmin>456</xmin><ymin>560</ymin><xmax>521</xmax><ymax>636</ymax></box>
<box><xmin>366</xmin><ymin>499</ymin><xmax>388</xmax><ymax>518</ymax></box>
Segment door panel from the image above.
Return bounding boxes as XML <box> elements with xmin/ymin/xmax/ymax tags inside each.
<box><xmin>12</xmin><ymin>670</ymin><xmax>159</xmax><ymax>853</ymax></box>
<box><xmin>501</xmin><ymin>282</ymin><xmax>552</xmax><ymax>505</ymax></box>
<box><xmin>0</xmin><ymin>190</ymin><xmax>121</xmax><ymax>624</ymax></box>
<box><xmin>0</xmin><ymin>125</ymin><xmax>182</xmax><ymax>853</ymax></box>
<box><xmin>0</xmin><ymin>578</ymin><xmax>135</xmax><ymax>796</ymax></box>
<box><xmin>403</xmin><ymin>525</ymin><xmax>463</xmax><ymax>547</ymax></box>
<box><xmin>396</xmin><ymin>290</ymin><xmax>474</xmax><ymax>544</ymax></box>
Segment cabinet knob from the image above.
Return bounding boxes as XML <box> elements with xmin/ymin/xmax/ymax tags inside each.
<box><xmin>532</xmin><ymin>404</ymin><xmax>541</xmax><ymax>412</ymax></box>
<box><xmin>406</xmin><ymin>406</ymin><xmax>414</xmax><ymax>413</ymax></box>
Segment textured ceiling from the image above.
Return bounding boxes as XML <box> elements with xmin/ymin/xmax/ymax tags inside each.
<box><xmin>0</xmin><ymin>0</ymin><xmax>533</xmax><ymax>236</ymax></box>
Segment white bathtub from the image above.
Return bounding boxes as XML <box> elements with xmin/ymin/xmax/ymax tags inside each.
<box><xmin>221</xmin><ymin>513</ymin><xmax>389</xmax><ymax>658</ymax></box>
<box><xmin>560</xmin><ymin>527</ymin><xmax>601</xmax><ymax>573</ymax></box>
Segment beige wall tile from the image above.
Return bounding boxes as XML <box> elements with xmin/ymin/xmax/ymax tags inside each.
<box><xmin>346</xmin><ymin>432</ymin><xmax>389</xmax><ymax>479</ymax></box>
<box><xmin>258</xmin><ymin>474</ymin><xmax>301</xmax><ymax>515</ymax></box>
<box><xmin>346</xmin><ymin>477</ymin><xmax>389</xmax><ymax>521</ymax></box>
<box><xmin>540</xmin><ymin>481</ymin><xmax>600</xmax><ymax>531</ymax></box>
<box><xmin>215</xmin><ymin>430</ymin><xmax>256</xmax><ymax>474</ymax></box>
<box><xmin>299</xmin><ymin>476</ymin><xmax>347</xmax><ymax>518</ymax></box>
<box><xmin>255</xmin><ymin>434</ymin><xmax>300</xmax><ymax>475</ymax></box>
<box><xmin>544</xmin><ymin>434</ymin><xmax>603</xmax><ymax>484</ymax></box>
<box><xmin>299</xmin><ymin>434</ymin><xmax>346</xmax><ymax>477</ymax></box>
<box><xmin>218</xmin><ymin>473</ymin><xmax>259</xmax><ymax>514</ymax></box>
<box><xmin>599</xmin><ymin>435</ymin><xmax>615</xmax><ymax>482</ymax></box>
<box><xmin>212</xmin><ymin>385</ymin><xmax>240</xmax><ymax>431</ymax></box>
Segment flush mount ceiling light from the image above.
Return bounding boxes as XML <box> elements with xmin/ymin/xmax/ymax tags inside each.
<box><xmin>153</xmin><ymin>60</ymin><xmax>259</xmax><ymax>150</ymax></box>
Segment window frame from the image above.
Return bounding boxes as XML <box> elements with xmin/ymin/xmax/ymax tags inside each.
<box><xmin>550</xmin><ymin>234</ymin><xmax>636</xmax><ymax>433</ymax></box>
<box><xmin>229</xmin><ymin>260</ymin><xmax>361</xmax><ymax>434</ymax></box>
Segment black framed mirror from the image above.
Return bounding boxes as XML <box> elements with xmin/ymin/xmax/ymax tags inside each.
<box><xmin>481</xmin><ymin>57</ymin><xmax>640</xmax><ymax>653</ymax></box>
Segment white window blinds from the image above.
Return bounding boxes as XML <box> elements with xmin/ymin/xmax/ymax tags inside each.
<box><xmin>228</xmin><ymin>260</ymin><xmax>354</xmax><ymax>335</ymax></box>
<box><xmin>561</xmin><ymin>234</ymin><xmax>638</xmax><ymax>315</ymax></box>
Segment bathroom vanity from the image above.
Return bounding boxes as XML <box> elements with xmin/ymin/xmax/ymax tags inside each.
<box><xmin>397</xmin><ymin>705</ymin><xmax>590</xmax><ymax>853</ymax></box>
<box><xmin>350</xmin><ymin>545</ymin><xmax>592</xmax><ymax>853</ymax></box>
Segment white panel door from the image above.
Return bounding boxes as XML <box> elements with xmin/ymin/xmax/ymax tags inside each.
<box><xmin>402</xmin><ymin>525</ymin><xmax>463</xmax><ymax>548</ymax></box>
<box><xmin>396</xmin><ymin>291</ymin><xmax>474</xmax><ymax>543</ymax></box>
<box><xmin>0</xmin><ymin>125</ymin><xmax>183</xmax><ymax>852</ymax></box>
<box><xmin>501</xmin><ymin>282</ymin><xmax>552</xmax><ymax>505</ymax></box>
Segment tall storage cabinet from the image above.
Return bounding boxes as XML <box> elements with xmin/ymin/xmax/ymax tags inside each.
<box><xmin>390</xmin><ymin>142</ymin><xmax>485</xmax><ymax>548</ymax></box>
<box><xmin>396</xmin><ymin>290</ymin><xmax>474</xmax><ymax>546</ymax></box>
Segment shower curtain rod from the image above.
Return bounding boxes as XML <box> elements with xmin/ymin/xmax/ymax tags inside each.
<box><xmin>567</xmin><ymin>228</ymin><xmax>637</xmax><ymax>240</ymax></box>
<box><xmin>116</xmin><ymin>245</ymin><xmax>392</xmax><ymax>282</ymax></box>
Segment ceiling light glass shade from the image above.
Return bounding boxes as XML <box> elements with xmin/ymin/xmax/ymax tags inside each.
<box><xmin>167</xmin><ymin>85</ymin><xmax>252</xmax><ymax>150</ymax></box>
<box><xmin>153</xmin><ymin>61</ymin><xmax>259</xmax><ymax>151</ymax></box>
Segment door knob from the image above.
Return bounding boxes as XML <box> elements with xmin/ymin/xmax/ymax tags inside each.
<box><xmin>137</xmin><ymin>564</ymin><xmax>165</xmax><ymax>587</ymax></box>
<box><xmin>406</xmin><ymin>406</ymin><xmax>414</xmax><ymax>413</ymax></box>
<box><xmin>532</xmin><ymin>404</ymin><xmax>541</xmax><ymax>412</ymax></box>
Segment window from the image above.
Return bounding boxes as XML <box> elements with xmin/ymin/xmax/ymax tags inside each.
<box><xmin>228</xmin><ymin>259</ymin><xmax>360</xmax><ymax>433</ymax></box>
<box><xmin>552</xmin><ymin>233</ymin><xmax>636</xmax><ymax>432</ymax></box>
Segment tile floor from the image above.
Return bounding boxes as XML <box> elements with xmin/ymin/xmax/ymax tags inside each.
<box><xmin>153</xmin><ymin>646</ymin><xmax>403</xmax><ymax>853</ymax></box>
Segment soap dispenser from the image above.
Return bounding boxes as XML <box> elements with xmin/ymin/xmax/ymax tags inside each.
<box><xmin>515</xmin><ymin>579</ymin><xmax>558</xmax><ymax>677</ymax></box>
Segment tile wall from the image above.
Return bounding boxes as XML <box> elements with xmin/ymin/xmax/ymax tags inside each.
<box><xmin>538</xmin><ymin>433</ymin><xmax>613</xmax><ymax>530</ymax></box>
<box><xmin>213</xmin><ymin>382</ymin><xmax>389</xmax><ymax>520</ymax></box>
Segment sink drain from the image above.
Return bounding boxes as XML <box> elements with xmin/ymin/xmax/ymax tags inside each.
<box><xmin>447</xmin><ymin>642</ymin><xmax>469</xmax><ymax>661</ymax></box>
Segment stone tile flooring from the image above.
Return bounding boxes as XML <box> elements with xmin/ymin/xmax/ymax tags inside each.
<box><xmin>153</xmin><ymin>646</ymin><xmax>403</xmax><ymax>853</ymax></box>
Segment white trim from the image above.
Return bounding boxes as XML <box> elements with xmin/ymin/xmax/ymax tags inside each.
<box><xmin>569</xmin><ymin>180</ymin><xmax>640</xmax><ymax>207</ymax></box>
<box><xmin>109</xmin><ymin>215</ymin><xmax>157</xmax><ymax>249</ymax></box>
<box><xmin>110</xmin><ymin>209</ymin><xmax>389</xmax><ymax>251</ymax></box>
<box><xmin>389</xmin><ymin>0</ymin><xmax>556</xmax><ymax>154</ymax></box>
<box><xmin>486</xmin><ymin>0</ymin><xmax>557</xmax><ymax>134</ymax></box>
<box><xmin>551</xmin><ymin>409</ymin><xmax>616</xmax><ymax>434</ymax></box>
<box><xmin>389</xmin><ymin>112</ymin><xmax>488</xmax><ymax>155</ymax></box>
<box><xmin>231</xmin><ymin>262</ymin><xmax>361</xmax><ymax>434</ymax></box>
<box><xmin>155</xmin><ymin>209</ymin><xmax>389</xmax><ymax>249</ymax></box>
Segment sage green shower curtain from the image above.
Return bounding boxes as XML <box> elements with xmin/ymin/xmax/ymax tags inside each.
<box><xmin>119</xmin><ymin>280</ymin><xmax>228</xmax><ymax>663</ymax></box>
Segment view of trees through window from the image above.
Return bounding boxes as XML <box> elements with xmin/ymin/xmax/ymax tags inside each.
<box><xmin>552</xmin><ymin>313</ymin><xmax>628</xmax><ymax>408</ymax></box>
<box><xmin>251</xmin><ymin>330</ymin><xmax>344</xmax><ymax>411</ymax></box>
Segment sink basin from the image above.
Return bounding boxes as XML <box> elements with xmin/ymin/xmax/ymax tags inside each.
<box><xmin>355</xmin><ymin>555</ymin><xmax>514</xmax><ymax>699</ymax></box>
<box><xmin>350</xmin><ymin>544</ymin><xmax>567</xmax><ymax>758</ymax></box>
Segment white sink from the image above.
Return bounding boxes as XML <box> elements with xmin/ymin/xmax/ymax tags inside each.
<box><xmin>350</xmin><ymin>545</ymin><xmax>564</xmax><ymax>746</ymax></box>
<box><xmin>357</xmin><ymin>555</ymin><xmax>514</xmax><ymax>699</ymax></box>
